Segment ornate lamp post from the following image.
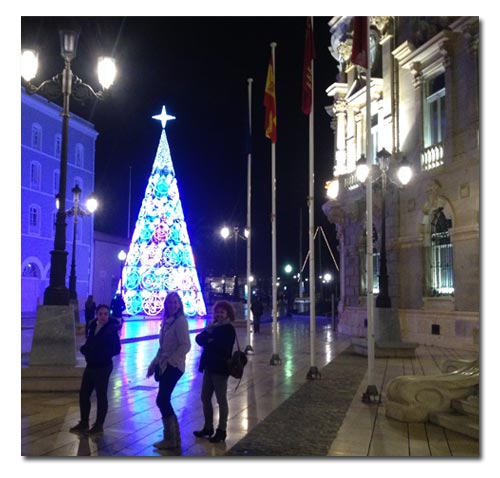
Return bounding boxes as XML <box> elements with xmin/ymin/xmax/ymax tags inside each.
<box><xmin>355</xmin><ymin>148</ymin><xmax>413</xmax><ymax>309</ymax></box>
<box><xmin>21</xmin><ymin>30</ymin><xmax>116</xmax><ymax>306</ymax></box>
<box><xmin>326</xmin><ymin>148</ymin><xmax>413</xmax><ymax>402</ymax></box>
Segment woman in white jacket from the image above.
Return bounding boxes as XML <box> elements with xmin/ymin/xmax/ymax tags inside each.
<box><xmin>147</xmin><ymin>291</ymin><xmax>191</xmax><ymax>450</ymax></box>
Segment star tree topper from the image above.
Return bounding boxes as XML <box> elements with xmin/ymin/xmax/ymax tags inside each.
<box><xmin>152</xmin><ymin>105</ymin><xmax>176</xmax><ymax>128</ymax></box>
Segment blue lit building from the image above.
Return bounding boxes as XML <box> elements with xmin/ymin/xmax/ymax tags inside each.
<box><xmin>21</xmin><ymin>88</ymin><xmax>98</xmax><ymax>313</ymax></box>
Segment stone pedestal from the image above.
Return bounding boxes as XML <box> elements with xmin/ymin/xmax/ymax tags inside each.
<box><xmin>21</xmin><ymin>366</ymin><xmax>84</xmax><ymax>392</ymax></box>
<box><xmin>69</xmin><ymin>298</ymin><xmax>81</xmax><ymax>324</ymax></box>
<box><xmin>351</xmin><ymin>307</ymin><xmax>418</xmax><ymax>358</ymax></box>
<box><xmin>375</xmin><ymin>307</ymin><xmax>401</xmax><ymax>342</ymax></box>
<box><xmin>22</xmin><ymin>304</ymin><xmax>85</xmax><ymax>392</ymax></box>
<box><xmin>351</xmin><ymin>338</ymin><xmax>418</xmax><ymax>358</ymax></box>
<box><xmin>30</xmin><ymin>305</ymin><xmax>77</xmax><ymax>366</ymax></box>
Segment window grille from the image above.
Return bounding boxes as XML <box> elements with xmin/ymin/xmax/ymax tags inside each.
<box><xmin>430</xmin><ymin>207</ymin><xmax>454</xmax><ymax>295</ymax></box>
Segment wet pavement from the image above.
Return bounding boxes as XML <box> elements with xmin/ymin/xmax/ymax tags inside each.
<box><xmin>20</xmin><ymin>313</ymin><xmax>479</xmax><ymax>460</ymax></box>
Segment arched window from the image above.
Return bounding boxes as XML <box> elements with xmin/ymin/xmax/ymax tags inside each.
<box><xmin>22</xmin><ymin>262</ymin><xmax>41</xmax><ymax>278</ymax></box>
<box><xmin>430</xmin><ymin>207</ymin><xmax>454</xmax><ymax>295</ymax></box>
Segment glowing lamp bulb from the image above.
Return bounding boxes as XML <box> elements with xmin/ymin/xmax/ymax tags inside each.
<box><xmin>21</xmin><ymin>49</ymin><xmax>38</xmax><ymax>82</ymax></box>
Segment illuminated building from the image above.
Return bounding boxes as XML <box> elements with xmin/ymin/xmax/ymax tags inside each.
<box><xmin>21</xmin><ymin>88</ymin><xmax>98</xmax><ymax>313</ymax></box>
<box><xmin>323</xmin><ymin>17</ymin><xmax>479</xmax><ymax>349</ymax></box>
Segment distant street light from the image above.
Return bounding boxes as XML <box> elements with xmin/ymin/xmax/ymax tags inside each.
<box><xmin>64</xmin><ymin>184</ymin><xmax>98</xmax><ymax>301</ymax></box>
<box><xmin>219</xmin><ymin>225</ymin><xmax>249</xmax><ymax>277</ymax></box>
<box><xmin>22</xmin><ymin>30</ymin><xmax>116</xmax><ymax>305</ymax></box>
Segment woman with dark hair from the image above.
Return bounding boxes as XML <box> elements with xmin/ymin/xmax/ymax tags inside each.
<box><xmin>70</xmin><ymin>304</ymin><xmax>121</xmax><ymax>436</ymax></box>
<box><xmin>193</xmin><ymin>300</ymin><xmax>236</xmax><ymax>443</ymax></box>
<box><xmin>147</xmin><ymin>291</ymin><xmax>191</xmax><ymax>450</ymax></box>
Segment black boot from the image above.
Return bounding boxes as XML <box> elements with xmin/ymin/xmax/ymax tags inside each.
<box><xmin>86</xmin><ymin>423</ymin><xmax>104</xmax><ymax>435</ymax></box>
<box><xmin>69</xmin><ymin>421</ymin><xmax>89</xmax><ymax>433</ymax></box>
<box><xmin>209</xmin><ymin>428</ymin><xmax>226</xmax><ymax>443</ymax></box>
<box><xmin>193</xmin><ymin>426</ymin><xmax>214</xmax><ymax>438</ymax></box>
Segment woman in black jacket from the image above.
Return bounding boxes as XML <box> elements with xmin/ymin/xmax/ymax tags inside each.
<box><xmin>69</xmin><ymin>304</ymin><xmax>121</xmax><ymax>435</ymax></box>
<box><xmin>193</xmin><ymin>300</ymin><xmax>236</xmax><ymax>443</ymax></box>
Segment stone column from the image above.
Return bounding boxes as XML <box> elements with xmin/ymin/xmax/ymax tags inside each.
<box><xmin>333</xmin><ymin>99</ymin><xmax>348</xmax><ymax>176</ymax></box>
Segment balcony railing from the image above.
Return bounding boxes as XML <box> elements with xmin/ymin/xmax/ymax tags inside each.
<box><xmin>421</xmin><ymin>143</ymin><xmax>444</xmax><ymax>171</ymax></box>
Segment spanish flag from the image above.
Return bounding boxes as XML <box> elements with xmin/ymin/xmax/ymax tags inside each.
<box><xmin>264</xmin><ymin>55</ymin><xmax>277</xmax><ymax>143</ymax></box>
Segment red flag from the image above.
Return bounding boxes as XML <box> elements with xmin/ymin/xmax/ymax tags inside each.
<box><xmin>302</xmin><ymin>17</ymin><xmax>315</xmax><ymax>115</ymax></box>
<box><xmin>352</xmin><ymin>16</ymin><xmax>368</xmax><ymax>69</ymax></box>
<box><xmin>264</xmin><ymin>55</ymin><xmax>277</xmax><ymax>143</ymax></box>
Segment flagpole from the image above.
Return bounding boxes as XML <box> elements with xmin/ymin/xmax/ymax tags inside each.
<box><xmin>362</xmin><ymin>17</ymin><xmax>378</xmax><ymax>402</ymax></box>
<box><xmin>269</xmin><ymin>41</ymin><xmax>281</xmax><ymax>366</ymax></box>
<box><xmin>128</xmin><ymin>164</ymin><xmax>132</xmax><ymax>239</ymax></box>
<box><xmin>245</xmin><ymin>77</ymin><xmax>254</xmax><ymax>354</ymax></box>
<box><xmin>306</xmin><ymin>17</ymin><xmax>320</xmax><ymax>380</ymax></box>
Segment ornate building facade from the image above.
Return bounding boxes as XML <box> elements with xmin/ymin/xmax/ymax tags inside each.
<box><xmin>322</xmin><ymin>17</ymin><xmax>479</xmax><ymax>350</ymax></box>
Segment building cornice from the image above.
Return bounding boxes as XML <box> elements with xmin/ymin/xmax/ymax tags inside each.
<box><xmin>21</xmin><ymin>88</ymin><xmax>99</xmax><ymax>139</ymax></box>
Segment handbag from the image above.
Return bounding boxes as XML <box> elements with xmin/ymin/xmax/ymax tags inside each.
<box><xmin>227</xmin><ymin>331</ymin><xmax>248</xmax><ymax>386</ymax></box>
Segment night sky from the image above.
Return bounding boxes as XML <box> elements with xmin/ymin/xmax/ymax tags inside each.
<box><xmin>21</xmin><ymin>16</ymin><xmax>341</xmax><ymax>281</ymax></box>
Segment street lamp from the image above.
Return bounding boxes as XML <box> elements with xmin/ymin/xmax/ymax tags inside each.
<box><xmin>21</xmin><ymin>30</ymin><xmax>116</xmax><ymax>306</ymax></box>
<box><xmin>220</xmin><ymin>225</ymin><xmax>249</xmax><ymax>300</ymax></box>
<box><xmin>356</xmin><ymin>148</ymin><xmax>412</xmax><ymax>309</ymax></box>
<box><xmin>219</xmin><ymin>225</ymin><xmax>249</xmax><ymax>298</ymax></box>
<box><xmin>61</xmin><ymin>184</ymin><xmax>98</xmax><ymax>302</ymax></box>
<box><xmin>326</xmin><ymin>149</ymin><xmax>413</xmax><ymax>401</ymax></box>
<box><xmin>118</xmin><ymin>250</ymin><xmax>127</xmax><ymax>295</ymax></box>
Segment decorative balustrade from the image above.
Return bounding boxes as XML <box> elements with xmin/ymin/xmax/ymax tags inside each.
<box><xmin>421</xmin><ymin>143</ymin><xmax>444</xmax><ymax>171</ymax></box>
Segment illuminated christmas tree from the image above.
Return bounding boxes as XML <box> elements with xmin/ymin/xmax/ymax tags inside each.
<box><xmin>121</xmin><ymin>106</ymin><xmax>207</xmax><ymax>317</ymax></box>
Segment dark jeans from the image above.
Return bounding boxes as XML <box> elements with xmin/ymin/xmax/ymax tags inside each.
<box><xmin>201</xmin><ymin>372</ymin><xmax>229</xmax><ymax>431</ymax></box>
<box><xmin>79</xmin><ymin>363</ymin><xmax>113</xmax><ymax>425</ymax></box>
<box><xmin>253</xmin><ymin>314</ymin><xmax>262</xmax><ymax>332</ymax></box>
<box><xmin>156</xmin><ymin>364</ymin><xmax>183</xmax><ymax>419</ymax></box>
